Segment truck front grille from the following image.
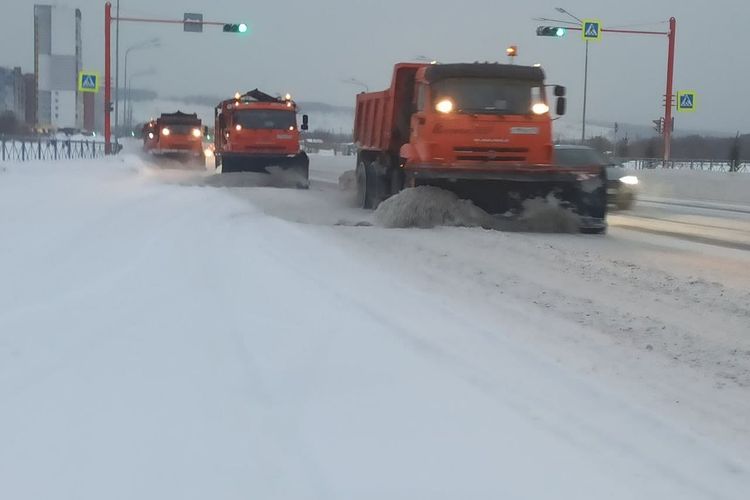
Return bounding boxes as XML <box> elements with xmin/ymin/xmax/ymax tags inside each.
<box><xmin>454</xmin><ymin>146</ymin><xmax>529</xmax><ymax>162</ymax></box>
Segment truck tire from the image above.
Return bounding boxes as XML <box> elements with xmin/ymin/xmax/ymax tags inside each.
<box><xmin>356</xmin><ymin>160</ymin><xmax>374</xmax><ymax>209</ymax></box>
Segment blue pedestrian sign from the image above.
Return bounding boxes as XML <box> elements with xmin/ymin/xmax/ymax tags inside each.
<box><xmin>677</xmin><ymin>91</ymin><xmax>697</xmax><ymax>112</ymax></box>
<box><xmin>78</xmin><ymin>71</ymin><xmax>100</xmax><ymax>93</ymax></box>
<box><xmin>582</xmin><ymin>19</ymin><xmax>602</xmax><ymax>41</ymax></box>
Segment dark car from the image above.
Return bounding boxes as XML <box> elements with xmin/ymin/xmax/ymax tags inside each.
<box><xmin>554</xmin><ymin>144</ymin><xmax>638</xmax><ymax>210</ymax></box>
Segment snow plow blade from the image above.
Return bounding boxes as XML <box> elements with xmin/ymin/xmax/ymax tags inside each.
<box><xmin>219</xmin><ymin>152</ymin><xmax>310</xmax><ymax>188</ymax></box>
<box><xmin>406</xmin><ymin>164</ymin><xmax>607</xmax><ymax>232</ymax></box>
<box><xmin>220</xmin><ymin>152</ymin><xmax>308</xmax><ymax>173</ymax></box>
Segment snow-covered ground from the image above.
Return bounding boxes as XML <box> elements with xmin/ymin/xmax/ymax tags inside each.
<box><xmin>1</xmin><ymin>151</ymin><xmax>749</xmax><ymax>499</ymax></box>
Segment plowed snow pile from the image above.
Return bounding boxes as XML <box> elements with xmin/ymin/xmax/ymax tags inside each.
<box><xmin>374</xmin><ymin>186</ymin><xmax>496</xmax><ymax>228</ymax></box>
<box><xmin>508</xmin><ymin>196</ymin><xmax>581</xmax><ymax>233</ymax></box>
<box><xmin>374</xmin><ymin>186</ymin><xmax>581</xmax><ymax>232</ymax></box>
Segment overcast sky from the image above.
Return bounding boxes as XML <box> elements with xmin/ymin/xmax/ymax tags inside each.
<box><xmin>0</xmin><ymin>0</ymin><xmax>746</xmax><ymax>133</ymax></box>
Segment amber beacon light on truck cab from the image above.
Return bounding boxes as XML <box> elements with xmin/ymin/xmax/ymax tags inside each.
<box><xmin>354</xmin><ymin>62</ymin><xmax>607</xmax><ymax>232</ymax></box>
<box><xmin>213</xmin><ymin>89</ymin><xmax>310</xmax><ymax>188</ymax></box>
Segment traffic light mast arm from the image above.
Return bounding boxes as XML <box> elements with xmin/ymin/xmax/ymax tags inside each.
<box><xmin>563</xmin><ymin>26</ymin><xmax>668</xmax><ymax>36</ymax></box>
<box><xmin>113</xmin><ymin>16</ymin><xmax>228</xmax><ymax>26</ymax></box>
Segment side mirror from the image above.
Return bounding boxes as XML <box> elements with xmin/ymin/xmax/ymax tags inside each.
<box><xmin>556</xmin><ymin>97</ymin><xmax>567</xmax><ymax>116</ymax></box>
<box><xmin>301</xmin><ymin>114</ymin><xmax>309</xmax><ymax>131</ymax></box>
<box><xmin>554</xmin><ymin>85</ymin><xmax>566</xmax><ymax>97</ymax></box>
<box><xmin>555</xmin><ymin>97</ymin><xmax>568</xmax><ymax>116</ymax></box>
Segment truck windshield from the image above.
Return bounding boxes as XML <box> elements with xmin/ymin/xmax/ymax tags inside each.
<box><xmin>432</xmin><ymin>77</ymin><xmax>542</xmax><ymax>115</ymax></box>
<box><xmin>235</xmin><ymin>110</ymin><xmax>296</xmax><ymax>130</ymax></box>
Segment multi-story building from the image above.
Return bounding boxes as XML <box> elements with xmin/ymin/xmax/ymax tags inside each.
<box><xmin>34</xmin><ymin>5</ymin><xmax>83</xmax><ymax>129</ymax></box>
<box><xmin>0</xmin><ymin>66</ymin><xmax>27</xmax><ymax>123</ymax></box>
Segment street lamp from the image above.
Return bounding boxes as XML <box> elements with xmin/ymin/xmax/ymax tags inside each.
<box><xmin>414</xmin><ymin>55</ymin><xmax>438</xmax><ymax>64</ymax></box>
<box><xmin>556</xmin><ymin>7</ymin><xmax>589</xmax><ymax>142</ymax></box>
<box><xmin>122</xmin><ymin>38</ymin><xmax>160</xmax><ymax>133</ymax></box>
<box><xmin>341</xmin><ymin>77</ymin><xmax>369</xmax><ymax>93</ymax></box>
<box><xmin>125</xmin><ymin>67</ymin><xmax>156</xmax><ymax>129</ymax></box>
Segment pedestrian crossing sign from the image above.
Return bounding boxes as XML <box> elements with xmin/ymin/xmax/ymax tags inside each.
<box><xmin>78</xmin><ymin>71</ymin><xmax>100</xmax><ymax>93</ymax></box>
<box><xmin>677</xmin><ymin>91</ymin><xmax>697</xmax><ymax>112</ymax></box>
<box><xmin>582</xmin><ymin>19</ymin><xmax>602</xmax><ymax>41</ymax></box>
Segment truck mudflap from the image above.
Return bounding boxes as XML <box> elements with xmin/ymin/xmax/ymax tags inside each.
<box><xmin>405</xmin><ymin>164</ymin><xmax>607</xmax><ymax>231</ymax></box>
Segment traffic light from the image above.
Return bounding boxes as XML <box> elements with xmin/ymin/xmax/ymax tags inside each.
<box><xmin>653</xmin><ymin>118</ymin><xmax>664</xmax><ymax>134</ymax></box>
<box><xmin>223</xmin><ymin>23</ymin><xmax>248</xmax><ymax>33</ymax></box>
<box><xmin>536</xmin><ymin>26</ymin><xmax>567</xmax><ymax>37</ymax></box>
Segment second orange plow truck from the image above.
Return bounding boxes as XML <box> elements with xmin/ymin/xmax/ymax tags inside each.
<box><xmin>353</xmin><ymin>62</ymin><xmax>607</xmax><ymax>233</ymax></box>
<box><xmin>213</xmin><ymin>89</ymin><xmax>310</xmax><ymax>188</ymax></box>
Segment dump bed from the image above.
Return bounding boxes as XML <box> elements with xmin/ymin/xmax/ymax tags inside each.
<box><xmin>354</xmin><ymin>63</ymin><xmax>426</xmax><ymax>155</ymax></box>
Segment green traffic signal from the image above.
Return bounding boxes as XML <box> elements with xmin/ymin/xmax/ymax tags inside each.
<box><xmin>223</xmin><ymin>23</ymin><xmax>249</xmax><ymax>34</ymax></box>
<box><xmin>536</xmin><ymin>26</ymin><xmax>567</xmax><ymax>37</ymax></box>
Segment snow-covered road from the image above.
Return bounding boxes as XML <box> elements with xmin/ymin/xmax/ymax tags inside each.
<box><xmin>1</xmin><ymin>154</ymin><xmax>749</xmax><ymax>499</ymax></box>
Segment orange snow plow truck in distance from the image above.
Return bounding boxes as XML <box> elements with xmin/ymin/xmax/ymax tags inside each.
<box><xmin>214</xmin><ymin>89</ymin><xmax>310</xmax><ymax>188</ymax></box>
<box><xmin>354</xmin><ymin>63</ymin><xmax>607</xmax><ymax>232</ymax></box>
<box><xmin>142</xmin><ymin>111</ymin><xmax>207</xmax><ymax>164</ymax></box>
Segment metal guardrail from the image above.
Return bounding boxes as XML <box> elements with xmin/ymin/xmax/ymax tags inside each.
<box><xmin>619</xmin><ymin>158</ymin><xmax>749</xmax><ymax>173</ymax></box>
<box><xmin>0</xmin><ymin>136</ymin><xmax>108</xmax><ymax>163</ymax></box>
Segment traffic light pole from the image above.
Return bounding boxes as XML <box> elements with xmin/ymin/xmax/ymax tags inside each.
<box><xmin>103</xmin><ymin>2</ymin><xmax>238</xmax><ymax>154</ymax></box>
<box><xmin>542</xmin><ymin>18</ymin><xmax>676</xmax><ymax>163</ymax></box>
<box><xmin>664</xmin><ymin>17</ymin><xmax>676</xmax><ymax>163</ymax></box>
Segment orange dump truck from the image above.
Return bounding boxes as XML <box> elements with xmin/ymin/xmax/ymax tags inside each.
<box><xmin>141</xmin><ymin>111</ymin><xmax>206</xmax><ymax>164</ymax></box>
<box><xmin>354</xmin><ymin>63</ymin><xmax>607</xmax><ymax>232</ymax></box>
<box><xmin>214</xmin><ymin>89</ymin><xmax>309</xmax><ymax>187</ymax></box>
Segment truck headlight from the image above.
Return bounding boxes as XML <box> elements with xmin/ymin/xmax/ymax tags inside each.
<box><xmin>235</xmin><ymin>124</ymin><xmax>242</xmax><ymax>131</ymax></box>
<box><xmin>192</xmin><ymin>128</ymin><xmax>202</xmax><ymax>138</ymax></box>
<box><xmin>619</xmin><ymin>175</ymin><xmax>639</xmax><ymax>185</ymax></box>
<box><xmin>161</xmin><ymin>128</ymin><xmax>170</xmax><ymax>136</ymax></box>
<box><xmin>532</xmin><ymin>102</ymin><xmax>550</xmax><ymax>115</ymax></box>
<box><xmin>435</xmin><ymin>99</ymin><xmax>454</xmax><ymax>114</ymax></box>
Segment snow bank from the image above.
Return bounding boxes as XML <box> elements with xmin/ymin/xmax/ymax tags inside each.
<box><xmin>636</xmin><ymin>169</ymin><xmax>750</xmax><ymax>205</ymax></box>
<box><xmin>373</xmin><ymin>187</ymin><xmax>581</xmax><ymax>233</ymax></box>
<box><xmin>374</xmin><ymin>186</ymin><xmax>496</xmax><ymax>229</ymax></box>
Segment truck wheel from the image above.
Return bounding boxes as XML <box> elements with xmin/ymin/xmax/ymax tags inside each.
<box><xmin>356</xmin><ymin>160</ymin><xmax>373</xmax><ymax>209</ymax></box>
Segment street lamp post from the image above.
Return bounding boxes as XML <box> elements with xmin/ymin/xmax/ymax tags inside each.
<box><xmin>126</xmin><ymin>68</ymin><xmax>156</xmax><ymax>129</ymax></box>
<box><xmin>122</xmin><ymin>38</ymin><xmax>159</xmax><ymax>132</ymax></box>
<box><xmin>555</xmin><ymin>7</ymin><xmax>588</xmax><ymax>143</ymax></box>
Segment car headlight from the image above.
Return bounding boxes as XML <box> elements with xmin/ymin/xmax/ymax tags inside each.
<box><xmin>531</xmin><ymin>102</ymin><xmax>550</xmax><ymax>115</ymax></box>
<box><xmin>147</xmin><ymin>132</ymin><xmax>154</xmax><ymax>139</ymax></box>
<box><xmin>619</xmin><ymin>175</ymin><xmax>639</xmax><ymax>185</ymax></box>
<box><xmin>435</xmin><ymin>99</ymin><xmax>454</xmax><ymax>114</ymax></box>
<box><xmin>161</xmin><ymin>128</ymin><xmax>170</xmax><ymax>136</ymax></box>
<box><xmin>192</xmin><ymin>128</ymin><xmax>202</xmax><ymax>138</ymax></box>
